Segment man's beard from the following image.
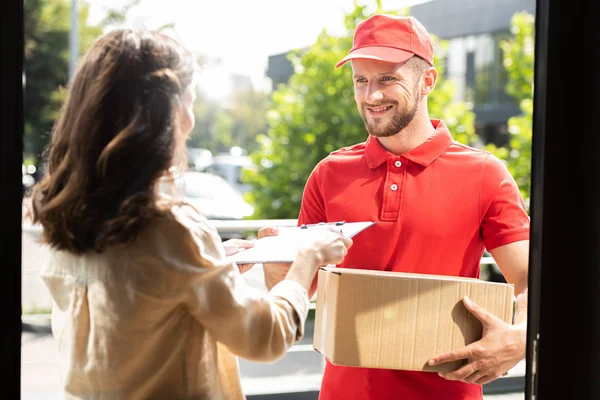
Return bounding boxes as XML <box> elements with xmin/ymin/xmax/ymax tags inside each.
<box><xmin>360</xmin><ymin>89</ymin><xmax>421</xmax><ymax>138</ymax></box>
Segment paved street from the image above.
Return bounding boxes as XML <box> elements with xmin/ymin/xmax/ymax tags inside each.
<box><xmin>21</xmin><ymin>230</ymin><xmax>525</xmax><ymax>399</ymax></box>
<box><xmin>20</xmin><ymin>322</ymin><xmax>526</xmax><ymax>399</ymax></box>
<box><xmin>22</xmin><ymin>232</ymin><xmax>54</xmax><ymax>313</ymax></box>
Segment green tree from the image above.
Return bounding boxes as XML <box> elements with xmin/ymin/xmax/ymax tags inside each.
<box><xmin>23</xmin><ymin>0</ymin><xmax>141</xmax><ymax>168</ymax></box>
<box><xmin>245</xmin><ymin>1</ymin><xmax>476</xmax><ymax>218</ymax></box>
<box><xmin>485</xmin><ymin>12</ymin><xmax>535</xmax><ymax>207</ymax></box>
<box><xmin>187</xmin><ymin>93</ymin><xmax>221</xmax><ymax>151</ymax></box>
<box><xmin>225</xmin><ymin>88</ymin><xmax>270</xmax><ymax>153</ymax></box>
<box><xmin>99</xmin><ymin>0</ymin><xmax>141</xmax><ymax>27</ymax></box>
<box><xmin>187</xmin><ymin>85</ymin><xmax>269</xmax><ymax>155</ymax></box>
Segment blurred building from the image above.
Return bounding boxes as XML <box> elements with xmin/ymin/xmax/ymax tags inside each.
<box><xmin>411</xmin><ymin>0</ymin><xmax>535</xmax><ymax>146</ymax></box>
<box><xmin>266</xmin><ymin>51</ymin><xmax>296</xmax><ymax>92</ymax></box>
<box><xmin>265</xmin><ymin>0</ymin><xmax>535</xmax><ymax>147</ymax></box>
<box><xmin>231</xmin><ymin>73</ymin><xmax>254</xmax><ymax>92</ymax></box>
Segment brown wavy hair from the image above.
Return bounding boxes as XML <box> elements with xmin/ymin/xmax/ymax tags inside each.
<box><xmin>31</xmin><ymin>29</ymin><xmax>197</xmax><ymax>254</ymax></box>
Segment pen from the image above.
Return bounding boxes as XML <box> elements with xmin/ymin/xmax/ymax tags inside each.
<box><xmin>300</xmin><ymin>221</ymin><xmax>346</xmax><ymax>229</ymax></box>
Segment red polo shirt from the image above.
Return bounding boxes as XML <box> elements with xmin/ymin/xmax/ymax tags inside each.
<box><xmin>298</xmin><ymin>119</ymin><xmax>530</xmax><ymax>400</ymax></box>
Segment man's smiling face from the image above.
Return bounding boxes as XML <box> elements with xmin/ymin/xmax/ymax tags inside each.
<box><xmin>352</xmin><ymin>58</ymin><xmax>422</xmax><ymax>138</ymax></box>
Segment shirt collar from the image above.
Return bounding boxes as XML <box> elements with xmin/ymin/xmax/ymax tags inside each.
<box><xmin>365</xmin><ymin>119</ymin><xmax>453</xmax><ymax>169</ymax></box>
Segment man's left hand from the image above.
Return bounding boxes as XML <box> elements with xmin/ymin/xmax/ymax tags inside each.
<box><xmin>428</xmin><ymin>296</ymin><xmax>526</xmax><ymax>385</ymax></box>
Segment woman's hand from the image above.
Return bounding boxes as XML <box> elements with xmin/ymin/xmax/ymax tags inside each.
<box><xmin>285</xmin><ymin>227</ymin><xmax>353</xmax><ymax>292</ymax></box>
<box><xmin>222</xmin><ymin>239</ymin><xmax>255</xmax><ymax>274</ymax></box>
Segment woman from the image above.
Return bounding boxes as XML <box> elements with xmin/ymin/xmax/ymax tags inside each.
<box><xmin>31</xmin><ymin>29</ymin><xmax>352</xmax><ymax>399</ymax></box>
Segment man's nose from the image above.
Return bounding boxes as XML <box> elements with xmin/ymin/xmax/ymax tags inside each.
<box><xmin>366</xmin><ymin>84</ymin><xmax>384</xmax><ymax>104</ymax></box>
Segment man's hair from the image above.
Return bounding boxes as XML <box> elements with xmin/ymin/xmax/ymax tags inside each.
<box><xmin>406</xmin><ymin>55</ymin><xmax>431</xmax><ymax>77</ymax></box>
<box><xmin>32</xmin><ymin>29</ymin><xmax>197</xmax><ymax>254</ymax></box>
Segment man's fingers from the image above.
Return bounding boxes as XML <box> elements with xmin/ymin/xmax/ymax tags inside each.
<box><xmin>429</xmin><ymin>344</ymin><xmax>474</xmax><ymax>366</ymax></box>
<box><xmin>438</xmin><ymin>362</ymin><xmax>477</xmax><ymax>381</ymax></box>
<box><xmin>258</xmin><ymin>226</ymin><xmax>280</xmax><ymax>239</ymax></box>
<box><xmin>463</xmin><ymin>296</ymin><xmax>499</xmax><ymax>326</ymax></box>
<box><xmin>474</xmin><ymin>375</ymin><xmax>496</xmax><ymax>385</ymax></box>
<box><xmin>237</xmin><ymin>263</ymin><xmax>255</xmax><ymax>274</ymax></box>
<box><xmin>263</xmin><ymin>262</ymin><xmax>292</xmax><ymax>268</ymax></box>
<box><xmin>462</xmin><ymin>369</ymin><xmax>487</xmax><ymax>384</ymax></box>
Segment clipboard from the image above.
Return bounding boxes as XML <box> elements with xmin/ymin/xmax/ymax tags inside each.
<box><xmin>228</xmin><ymin>221</ymin><xmax>375</xmax><ymax>264</ymax></box>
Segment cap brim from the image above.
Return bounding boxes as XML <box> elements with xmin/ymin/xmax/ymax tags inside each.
<box><xmin>336</xmin><ymin>46</ymin><xmax>415</xmax><ymax>68</ymax></box>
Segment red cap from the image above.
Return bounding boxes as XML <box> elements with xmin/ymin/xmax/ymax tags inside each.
<box><xmin>336</xmin><ymin>14</ymin><xmax>435</xmax><ymax>68</ymax></box>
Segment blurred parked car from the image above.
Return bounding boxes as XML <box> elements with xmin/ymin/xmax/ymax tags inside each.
<box><xmin>175</xmin><ymin>171</ymin><xmax>255</xmax><ymax>240</ymax></box>
<box><xmin>201</xmin><ymin>153</ymin><xmax>254</xmax><ymax>195</ymax></box>
<box><xmin>187</xmin><ymin>147</ymin><xmax>213</xmax><ymax>171</ymax></box>
<box><xmin>179</xmin><ymin>171</ymin><xmax>254</xmax><ymax>220</ymax></box>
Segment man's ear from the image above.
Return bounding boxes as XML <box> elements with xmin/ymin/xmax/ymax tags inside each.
<box><xmin>421</xmin><ymin>67</ymin><xmax>438</xmax><ymax>96</ymax></box>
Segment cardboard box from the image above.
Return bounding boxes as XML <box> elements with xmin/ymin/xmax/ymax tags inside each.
<box><xmin>313</xmin><ymin>267</ymin><xmax>514</xmax><ymax>373</ymax></box>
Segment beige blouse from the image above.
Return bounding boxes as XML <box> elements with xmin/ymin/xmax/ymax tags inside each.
<box><xmin>41</xmin><ymin>203</ymin><xmax>309</xmax><ymax>400</ymax></box>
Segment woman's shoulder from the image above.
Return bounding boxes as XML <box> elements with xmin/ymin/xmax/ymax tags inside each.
<box><xmin>157</xmin><ymin>195</ymin><xmax>213</xmax><ymax>235</ymax></box>
<box><xmin>147</xmin><ymin>196</ymin><xmax>226</xmax><ymax>266</ymax></box>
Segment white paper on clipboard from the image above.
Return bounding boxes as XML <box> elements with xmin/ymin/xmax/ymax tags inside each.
<box><xmin>228</xmin><ymin>221</ymin><xmax>375</xmax><ymax>264</ymax></box>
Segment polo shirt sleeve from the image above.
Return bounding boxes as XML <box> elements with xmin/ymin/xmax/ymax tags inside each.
<box><xmin>480</xmin><ymin>154</ymin><xmax>530</xmax><ymax>251</ymax></box>
<box><xmin>298</xmin><ymin>162</ymin><xmax>327</xmax><ymax>225</ymax></box>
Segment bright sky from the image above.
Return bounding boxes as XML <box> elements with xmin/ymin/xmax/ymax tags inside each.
<box><xmin>88</xmin><ymin>0</ymin><xmax>432</xmax><ymax>92</ymax></box>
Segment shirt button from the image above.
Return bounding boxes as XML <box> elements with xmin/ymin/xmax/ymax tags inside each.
<box><xmin>395</xmin><ymin>161</ymin><xmax>402</xmax><ymax>167</ymax></box>
<box><xmin>391</xmin><ymin>184</ymin><xmax>398</xmax><ymax>191</ymax></box>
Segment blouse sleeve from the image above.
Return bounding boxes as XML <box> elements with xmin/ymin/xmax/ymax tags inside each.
<box><xmin>171</xmin><ymin>204</ymin><xmax>309</xmax><ymax>362</ymax></box>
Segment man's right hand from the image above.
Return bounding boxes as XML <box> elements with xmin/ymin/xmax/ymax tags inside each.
<box><xmin>257</xmin><ymin>226</ymin><xmax>292</xmax><ymax>290</ymax></box>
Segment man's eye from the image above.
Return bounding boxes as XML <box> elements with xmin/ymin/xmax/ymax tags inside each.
<box><xmin>355</xmin><ymin>78</ymin><xmax>367</xmax><ymax>84</ymax></box>
<box><xmin>381</xmin><ymin>76</ymin><xmax>395</xmax><ymax>82</ymax></box>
